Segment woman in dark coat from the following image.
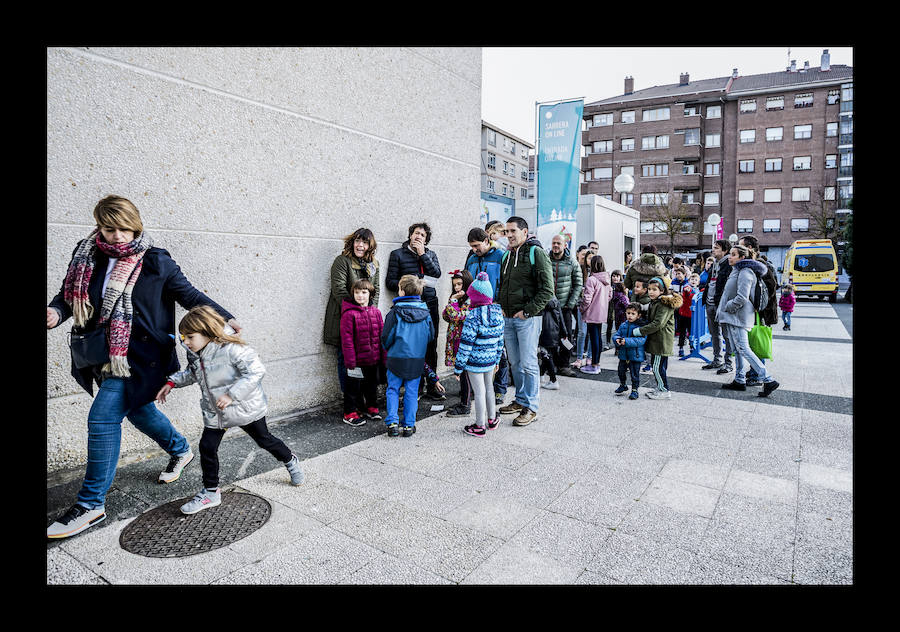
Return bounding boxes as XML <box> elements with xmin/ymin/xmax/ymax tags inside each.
<box><xmin>323</xmin><ymin>228</ymin><xmax>380</xmax><ymax>392</ymax></box>
<box><xmin>47</xmin><ymin>195</ymin><xmax>239</xmax><ymax>539</ymax></box>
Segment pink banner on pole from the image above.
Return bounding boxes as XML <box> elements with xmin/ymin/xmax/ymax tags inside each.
<box><xmin>715</xmin><ymin>219</ymin><xmax>724</xmax><ymax>240</ymax></box>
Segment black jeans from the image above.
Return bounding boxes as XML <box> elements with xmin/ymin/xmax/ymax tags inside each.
<box><xmin>618</xmin><ymin>359</ymin><xmax>641</xmax><ymax>389</ymax></box>
<box><xmin>458</xmin><ymin>370</ymin><xmax>472</xmax><ymax>406</ymax></box>
<box><xmin>199</xmin><ymin>417</ymin><xmax>292</xmax><ymax>489</ymax></box>
<box><xmin>343</xmin><ymin>364</ymin><xmax>379</xmax><ymax>414</ymax></box>
<box><xmin>538</xmin><ymin>347</ymin><xmax>557</xmax><ymax>381</ymax></box>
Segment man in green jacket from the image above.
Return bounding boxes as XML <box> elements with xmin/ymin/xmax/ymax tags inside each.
<box><xmin>496</xmin><ymin>217</ymin><xmax>555</xmax><ymax>427</ymax></box>
<box><xmin>548</xmin><ymin>234</ymin><xmax>583</xmax><ymax>376</ymax></box>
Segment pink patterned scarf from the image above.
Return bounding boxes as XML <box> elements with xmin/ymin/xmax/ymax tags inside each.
<box><xmin>63</xmin><ymin>229</ymin><xmax>151</xmax><ymax>377</ymax></box>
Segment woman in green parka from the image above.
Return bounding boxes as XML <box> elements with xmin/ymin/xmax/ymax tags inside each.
<box><xmin>324</xmin><ymin>228</ymin><xmax>380</xmax><ymax>391</ymax></box>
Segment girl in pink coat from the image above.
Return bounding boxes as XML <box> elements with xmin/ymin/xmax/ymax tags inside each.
<box><xmin>579</xmin><ymin>255</ymin><xmax>611</xmax><ymax>374</ymax></box>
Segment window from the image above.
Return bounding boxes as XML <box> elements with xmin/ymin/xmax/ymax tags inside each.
<box><xmin>593</xmin><ymin>113</ymin><xmax>613</xmax><ymax>127</ymax></box>
<box><xmin>740</xmin><ymin>99</ymin><xmax>757</xmax><ymax>113</ymax></box>
<box><xmin>764</xmin><ymin>188</ymin><xmax>781</xmax><ymax>203</ymax></box>
<box><xmin>825</xmin><ymin>186</ymin><xmax>836</xmax><ymax>201</ymax></box>
<box><xmin>682</xmin><ymin>162</ymin><xmax>698</xmax><ymax>175</ymax></box>
<box><xmin>600</xmin><ymin>194</ymin><xmax>613</xmax><ymax>200</ymax></box>
<box><xmin>826</xmin><ymin>122</ymin><xmax>838</xmax><ymax>137</ymax></box>
<box><xmin>706</xmin><ymin>133</ymin><xmax>721</xmax><ymax>147</ymax></box>
<box><xmin>641</xmin><ymin>164</ymin><xmax>668</xmax><ymax>177</ymax></box>
<box><xmin>684</xmin><ymin>128</ymin><xmax>700</xmax><ymax>145</ymax></box>
<box><xmin>827</xmin><ymin>89</ymin><xmax>840</xmax><ymax>105</ymax></box>
<box><xmin>684</xmin><ymin>105</ymin><xmax>698</xmax><ymax>116</ymax></box>
<box><xmin>641</xmin><ymin>221</ymin><xmax>667</xmax><ymax>234</ymax></box>
<box><xmin>794</xmin><ymin>124</ymin><xmax>812</xmax><ymax>140</ymax></box>
<box><xmin>680</xmin><ymin>221</ymin><xmax>695</xmax><ymax>233</ymax></box>
<box><xmin>738</xmin><ymin>189</ymin><xmax>754</xmax><ymax>203</ymax></box>
<box><xmin>510</xmin><ymin>141</ymin><xmax>516</xmax><ymax>155</ymax></box>
<box><xmin>682</xmin><ymin>192</ymin><xmax>697</xmax><ymax>204</ymax></box>
<box><xmin>620</xmin><ymin>165</ymin><xmax>635</xmax><ymax>176</ymax></box>
<box><xmin>642</xmin><ymin>107</ymin><xmax>670</xmax><ymax>122</ymax></box>
<box><xmin>641</xmin><ymin>193</ymin><xmax>669</xmax><ymax>205</ymax></box>
<box><xmin>704</xmin><ymin>192</ymin><xmax>720</xmax><ymax>205</ymax></box>
<box><xmin>521</xmin><ymin>188</ymin><xmax>528</xmax><ymax>199</ymax></box>
<box><xmin>487</xmin><ymin>179</ymin><xmax>495</xmax><ymax>192</ymax></box>
<box><xmin>793</xmin><ymin>253</ymin><xmax>835</xmax><ymax>272</ymax></box>
<box><xmin>707</xmin><ymin>105</ymin><xmax>721</xmax><ymax>119</ymax></box>
<box><xmin>509</xmin><ymin>165</ymin><xmax>516</xmax><ymax>178</ymax></box>
<box><xmin>737</xmin><ymin>219</ymin><xmax>753</xmax><ymax>233</ymax></box>
<box><xmin>739</xmin><ymin>159</ymin><xmax>755</xmax><ymax>173</ymax></box>
<box><xmin>521</xmin><ymin>147</ymin><xmax>528</xmax><ymax>159</ymax></box>
<box><xmin>621</xmin><ymin>110</ymin><xmax>635</xmax><ymax>124</ymax></box>
<box><xmin>766</xmin><ymin>96</ymin><xmax>784</xmax><ymax>110</ymax></box>
<box><xmin>794</xmin><ymin>93</ymin><xmax>813</xmax><ymax>108</ymax></box>
<box><xmin>487</xmin><ymin>153</ymin><xmax>496</xmax><ymax>169</ymax></box>
<box><xmin>487</xmin><ymin>129</ymin><xmax>496</xmax><ymax>146</ymax></box>
<box><xmin>593</xmin><ymin>140</ymin><xmax>613</xmax><ymax>154</ymax></box>
<box><xmin>642</xmin><ymin>135</ymin><xmax>669</xmax><ymax>150</ymax></box>
<box><xmin>793</xmin><ymin>156</ymin><xmax>811</xmax><ymax>171</ymax></box>
<box><xmin>765</xmin><ymin>157</ymin><xmax>782</xmax><ymax>172</ymax></box>
<box><xmin>593</xmin><ymin>167</ymin><xmax>612</xmax><ymax>179</ymax></box>
<box><xmin>583</xmin><ymin>170</ymin><xmax>591</xmax><ymax>181</ymax></box>
<box><xmin>621</xmin><ymin>137</ymin><xmax>635</xmax><ymax>151</ymax></box>
<box><xmin>502</xmin><ymin>160</ymin><xmax>510</xmax><ymax>175</ymax></box>
<box><xmin>705</xmin><ymin>162</ymin><xmax>720</xmax><ymax>176</ymax></box>
<box><xmin>622</xmin><ymin>193</ymin><xmax>634</xmax><ymax>206</ymax></box>
<box><xmin>763</xmin><ymin>219</ymin><xmax>781</xmax><ymax>233</ymax></box>
<box><xmin>840</xmin><ymin>118</ymin><xmax>853</xmax><ymax>140</ymax></box>
<box><xmin>521</xmin><ymin>169</ymin><xmax>528</xmax><ymax>180</ymax></box>
<box><xmin>766</xmin><ymin>127</ymin><xmax>783</xmax><ymax>142</ymax></box>
<box><xmin>740</xmin><ymin>129</ymin><xmax>756</xmax><ymax>144</ymax></box>
<box><xmin>792</xmin><ymin>187</ymin><xmax>811</xmax><ymax>202</ymax></box>
<box><xmin>791</xmin><ymin>218</ymin><xmax>810</xmax><ymax>232</ymax></box>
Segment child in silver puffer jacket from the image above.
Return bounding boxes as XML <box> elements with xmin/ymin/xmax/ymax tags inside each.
<box><xmin>156</xmin><ymin>306</ymin><xmax>303</xmax><ymax>515</ymax></box>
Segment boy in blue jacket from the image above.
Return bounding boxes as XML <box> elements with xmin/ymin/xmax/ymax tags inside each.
<box><xmin>613</xmin><ymin>303</ymin><xmax>647</xmax><ymax>400</ymax></box>
<box><xmin>381</xmin><ymin>274</ymin><xmax>435</xmax><ymax>437</ymax></box>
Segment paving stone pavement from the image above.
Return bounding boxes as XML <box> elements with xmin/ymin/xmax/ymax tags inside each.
<box><xmin>46</xmin><ymin>297</ymin><xmax>853</xmax><ymax>585</ymax></box>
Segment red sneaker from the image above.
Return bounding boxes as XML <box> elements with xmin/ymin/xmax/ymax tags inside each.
<box><xmin>342</xmin><ymin>412</ymin><xmax>366</xmax><ymax>427</ymax></box>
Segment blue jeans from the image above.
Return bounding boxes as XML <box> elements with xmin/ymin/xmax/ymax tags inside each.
<box><xmin>782</xmin><ymin>311</ymin><xmax>792</xmax><ymax>327</ymax></box>
<box><xmin>77</xmin><ymin>378</ymin><xmax>191</xmax><ymax>510</ymax></box>
<box><xmin>576</xmin><ymin>313</ymin><xmax>588</xmax><ymax>359</ymax></box>
<box><xmin>493</xmin><ymin>346</ymin><xmax>509</xmax><ymax>395</ymax></box>
<box><xmin>385</xmin><ymin>370</ymin><xmax>421</xmax><ymax>428</ymax></box>
<box><xmin>722</xmin><ymin>323</ymin><xmax>773</xmax><ymax>386</ymax></box>
<box><xmin>504</xmin><ymin>315</ymin><xmax>542</xmax><ymax>412</ymax></box>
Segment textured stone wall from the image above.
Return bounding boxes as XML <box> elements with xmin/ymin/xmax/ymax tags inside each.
<box><xmin>47</xmin><ymin>47</ymin><xmax>482</xmax><ymax>474</ymax></box>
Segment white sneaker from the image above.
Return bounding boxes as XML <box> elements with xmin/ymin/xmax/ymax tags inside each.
<box><xmin>285</xmin><ymin>454</ymin><xmax>304</xmax><ymax>486</ymax></box>
<box><xmin>158</xmin><ymin>449</ymin><xmax>194</xmax><ymax>484</ymax></box>
<box><xmin>540</xmin><ymin>375</ymin><xmax>550</xmax><ymax>386</ymax></box>
<box><xmin>180</xmin><ymin>488</ymin><xmax>222</xmax><ymax>515</ymax></box>
<box><xmin>541</xmin><ymin>380</ymin><xmax>560</xmax><ymax>390</ymax></box>
<box><xmin>646</xmin><ymin>389</ymin><xmax>671</xmax><ymax>400</ymax></box>
<box><xmin>47</xmin><ymin>504</ymin><xmax>106</xmax><ymax>539</ymax></box>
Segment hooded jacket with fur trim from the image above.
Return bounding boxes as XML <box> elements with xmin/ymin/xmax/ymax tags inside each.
<box><xmin>634</xmin><ymin>291</ymin><xmax>683</xmax><ymax>357</ymax></box>
<box><xmin>624</xmin><ymin>253</ymin><xmax>668</xmax><ymax>291</ymax></box>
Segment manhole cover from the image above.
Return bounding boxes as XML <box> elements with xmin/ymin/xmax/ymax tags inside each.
<box><xmin>119</xmin><ymin>490</ymin><xmax>271</xmax><ymax>558</ymax></box>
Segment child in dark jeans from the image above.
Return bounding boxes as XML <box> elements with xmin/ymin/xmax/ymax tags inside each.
<box><xmin>339</xmin><ymin>279</ymin><xmax>385</xmax><ymax>426</ymax></box>
<box><xmin>613</xmin><ymin>303</ymin><xmax>647</xmax><ymax>400</ymax></box>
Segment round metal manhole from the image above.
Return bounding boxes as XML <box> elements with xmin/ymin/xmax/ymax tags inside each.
<box><xmin>119</xmin><ymin>490</ymin><xmax>271</xmax><ymax>558</ymax></box>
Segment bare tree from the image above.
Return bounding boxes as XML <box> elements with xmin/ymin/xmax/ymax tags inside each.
<box><xmin>645</xmin><ymin>194</ymin><xmax>703</xmax><ymax>255</ymax></box>
<box><xmin>797</xmin><ymin>186</ymin><xmax>838</xmax><ymax>240</ymax></box>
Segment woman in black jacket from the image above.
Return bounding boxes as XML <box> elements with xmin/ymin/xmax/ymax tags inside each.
<box><xmin>385</xmin><ymin>222</ymin><xmax>443</xmax><ymax>398</ymax></box>
<box><xmin>47</xmin><ymin>195</ymin><xmax>239</xmax><ymax>539</ymax></box>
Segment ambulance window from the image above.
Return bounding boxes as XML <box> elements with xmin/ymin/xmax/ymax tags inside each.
<box><xmin>793</xmin><ymin>254</ymin><xmax>834</xmax><ymax>272</ymax></box>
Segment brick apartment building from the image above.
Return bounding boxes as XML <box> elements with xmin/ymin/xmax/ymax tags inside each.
<box><xmin>580</xmin><ymin>50</ymin><xmax>853</xmax><ymax>266</ymax></box>
<box><xmin>481</xmin><ymin>120</ymin><xmax>533</xmax><ymax>202</ymax></box>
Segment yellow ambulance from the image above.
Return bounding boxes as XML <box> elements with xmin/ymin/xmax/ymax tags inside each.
<box><xmin>781</xmin><ymin>239</ymin><xmax>839</xmax><ymax>302</ymax></box>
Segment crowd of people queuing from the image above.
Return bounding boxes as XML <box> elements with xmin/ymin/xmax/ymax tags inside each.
<box><xmin>47</xmin><ymin>195</ymin><xmax>792</xmax><ymax>539</ymax></box>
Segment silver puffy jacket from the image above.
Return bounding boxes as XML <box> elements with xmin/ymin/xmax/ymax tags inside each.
<box><xmin>168</xmin><ymin>338</ymin><xmax>268</xmax><ymax>429</ymax></box>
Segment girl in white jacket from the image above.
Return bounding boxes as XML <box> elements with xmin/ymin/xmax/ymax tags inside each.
<box><xmin>156</xmin><ymin>306</ymin><xmax>304</xmax><ymax>514</ymax></box>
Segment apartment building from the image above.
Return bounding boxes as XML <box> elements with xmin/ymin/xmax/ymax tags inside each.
<box><xmin>581</xmin><ymin>50</ymin><xmax>852</xmax><ymax>264</ymax></box>
<box><xmin>481</xmin><ymin>120</ymin><xmax>533</xmax><ymax>203</ymax></box>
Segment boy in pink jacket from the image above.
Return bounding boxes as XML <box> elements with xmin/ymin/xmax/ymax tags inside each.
<box><xmin>578</xmin><ymin>255</ymin><xmax>611</xmax><ymax>374</ymax></box>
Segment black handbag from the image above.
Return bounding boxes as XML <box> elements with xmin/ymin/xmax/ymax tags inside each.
<box><xmin>69</xmin><ymin>324</ymin><xmax>109</xmax><ymax>369</ymax></box>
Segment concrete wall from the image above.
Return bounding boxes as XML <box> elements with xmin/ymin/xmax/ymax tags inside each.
<box><xmin>47</xmin><ymin>47</ymin><xmax>482</xmax><ymax>475</ymax></box>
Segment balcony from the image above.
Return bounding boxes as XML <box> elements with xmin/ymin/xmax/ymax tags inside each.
<box><xmin>671</xmin><ymin>172</ymin><xmax>703</xmax><ymax>190</ymax></box>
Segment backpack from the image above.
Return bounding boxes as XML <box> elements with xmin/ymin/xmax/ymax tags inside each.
<box><xmin>751</xmin><ymin>269</ymin><xmax>769</xmax><ymax>314</ymax></box>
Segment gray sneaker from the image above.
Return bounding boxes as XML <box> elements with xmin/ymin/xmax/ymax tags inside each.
<box><xmin>646</xmin><ymin>389</ymin><xmax>671</xmax><ymax>400</ymax></box>
<box><xmin>158</xmin><ymin>449</ymin><xmax>194</xmax><ymax>484</ymax></box>
<box><xmin>47</xmin><ymin>504</ymin><xmax>106</xmax><ymax>539</ymax></box>
<box><xmin>285</xmin><ymin>454</ymin><xmax>304</xmax><ymax>486</ymax></box>
<box><xmin>180</xmin><ymin>488</ymin><xmax>222</xmax><ymax>515</ymax></box>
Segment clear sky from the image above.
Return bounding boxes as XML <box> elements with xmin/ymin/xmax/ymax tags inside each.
<box><xmin>481</xmin><ymin>46</ymin><xmax>854</xmax><ymax>146</ymax></box>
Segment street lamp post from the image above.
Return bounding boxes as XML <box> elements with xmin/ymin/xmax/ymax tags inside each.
<box><xmin>706</xmin><ymin>213</ymin><xmax>720</xmax><ymax>251</ymax></box>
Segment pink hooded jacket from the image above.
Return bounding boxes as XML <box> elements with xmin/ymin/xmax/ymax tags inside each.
<box><xmin>580</xmin><ymin>271</ymin><xmax>611</xmax><ymax>324</ymax></box>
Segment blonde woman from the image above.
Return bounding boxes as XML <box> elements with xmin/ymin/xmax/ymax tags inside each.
<box><xmin>47</xmin><ymin>195</ymin><xmax>241</xmax><ymax>539</ymax></box>
<box><xmin>156</xmin><ymin>307</ymin><xmax>303</xmax><ymax>515</ymax></box>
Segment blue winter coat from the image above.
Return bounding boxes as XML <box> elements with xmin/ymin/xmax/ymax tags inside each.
<box><xmin>381</xmin><ymin>295</ymin><xmax>435</xmax><ymax>380</ymax></box>
<box><xmin>454</xmin><ymin>303</ymin><xmax>505</xmax><ymax>374</ymax></box>
<box><xmin>613</xmin><ymin>319</ymin><xmax>647</xmax><ymax>363</ymax></box>
<box><xmin>464</xmin><ymin>246</ymin><xmax>504</xmax><ymax>298</ymax></box>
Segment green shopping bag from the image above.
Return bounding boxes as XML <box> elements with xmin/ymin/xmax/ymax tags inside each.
<box><xmin>748</xmin><ymin>312</ymin><xmax>773</xmax><ymax>360</ymax></box>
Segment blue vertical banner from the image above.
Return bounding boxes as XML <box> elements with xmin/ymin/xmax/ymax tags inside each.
<box><xmin>536</xmin><ymin>98</ymin><xmax>583</xmax><ymax>249</ymax></box>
